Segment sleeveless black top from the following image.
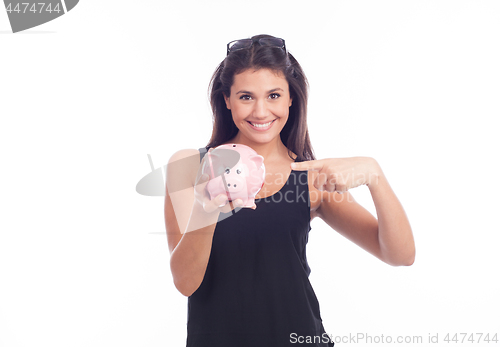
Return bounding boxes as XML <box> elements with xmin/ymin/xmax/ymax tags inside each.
<box><xmin>186</xmin><ymin>147</ymin><xmax>334</xmax><ymax>347</ymax></box>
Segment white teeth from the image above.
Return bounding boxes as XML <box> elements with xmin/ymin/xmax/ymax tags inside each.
<box><xmin>250</xmin><ymin>120</ymin><xmax>274</xmax><ymax>128</ymax></box>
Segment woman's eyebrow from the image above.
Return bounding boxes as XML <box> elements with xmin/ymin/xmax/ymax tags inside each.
<box><xmin>236</xmin><ymin>88</ymin><xmax>284</xmax><ymax>95</ymax></box>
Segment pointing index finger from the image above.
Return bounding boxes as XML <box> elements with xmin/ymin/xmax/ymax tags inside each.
<box><xmin>291</xmin><ymin>160</ymin><xmax>323</xmax><ymax>171</ymax></box>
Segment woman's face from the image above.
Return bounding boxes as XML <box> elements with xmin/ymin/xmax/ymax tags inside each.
<box><xmin>224</xmin><ymin>68</ymin><xmax>293</xmax><ymax>146</ymax></box>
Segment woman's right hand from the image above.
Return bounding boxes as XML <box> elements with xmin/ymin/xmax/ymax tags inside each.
<box><xmin>193</xmin><ymin>149</ymin><xmax>256</xmax><ymax>214</ymax></box>
<box><xmin>193</xmin><ymin>172</ymin><xmax>248</xmax><ymax>214</ymax></box>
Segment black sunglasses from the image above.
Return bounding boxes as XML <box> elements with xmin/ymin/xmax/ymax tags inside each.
<box><xmin>227</xmin><ymin>37</ymin><xmax>286</xmax><ymax>56</ymax></box>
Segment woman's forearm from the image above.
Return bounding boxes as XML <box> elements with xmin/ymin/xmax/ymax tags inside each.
<box><xmin>170</xmin><ymin>204</ymin><xmax>220</xmax><ymax>297</ymax></box>
<box><xmin>368</xmin><ymin>162</ymin><xmax>415</xmax><ymax>266</ymax></box>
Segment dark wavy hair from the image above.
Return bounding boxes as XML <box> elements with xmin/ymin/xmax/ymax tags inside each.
<box><xmin>206</xmin><ymin>34</ymin><xmax>316</xmax><ymax>162</ymax></box>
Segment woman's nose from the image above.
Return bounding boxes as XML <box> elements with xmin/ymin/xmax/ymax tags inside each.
<box><xmin>253</xmin><ymin>99</ymin><xmax>270</xmax><ymax>118</ymax></box>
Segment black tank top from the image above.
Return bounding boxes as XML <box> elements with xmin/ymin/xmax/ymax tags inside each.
<box><xmin>186</xmin><ymin>147</ymin><xmax>334</xmax><ymax>347</ymax></box>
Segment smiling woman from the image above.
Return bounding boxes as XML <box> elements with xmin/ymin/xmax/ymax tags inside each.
<box><xmin>223</xmin><ymin>68</ymin><xmax>293</xmax><ymax>145</ymax></box>
<box><xmin>206</xmin><ymin>35</ymin><xmax>313</xmax><ymax>163</ymax></box>
<box><xmin>164</xmin><ymin>34</ymin><xmax>415</xmax><ymax>347</ymax></box>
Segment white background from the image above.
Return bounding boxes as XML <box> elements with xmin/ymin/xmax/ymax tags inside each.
<box><xmin>1</xmin><ymin>1</ymin><xmax>499</xmax><ymax>346</ymax></box>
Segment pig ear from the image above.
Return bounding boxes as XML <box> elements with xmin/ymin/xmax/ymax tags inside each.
<box><xmin>249</xmin><ymin>154</ymin><xmax>264</xmax><ymax>168</ymax></box>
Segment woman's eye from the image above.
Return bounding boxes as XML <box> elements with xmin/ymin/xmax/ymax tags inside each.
<box><xmin>236</xmin><ymin>169</ymin><xmax>241</xmax><ymax>174</ymax></box>
<box><xmin>239</xmin><ymin>95</ymin><xmax>251</xmax><ymax>100</ymax></box>
<box><xmin>225</xmin><ymin>168</ymin><xmax>230</xmax><ymax>174</ymax></box>
<box><xmin>269</xmin><ymin>93</ymin><xmax>281</xmax><ymax>99</ymax></box>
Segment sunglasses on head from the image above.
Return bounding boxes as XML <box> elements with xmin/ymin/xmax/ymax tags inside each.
<box><xmin>226</xmin><ymin>37</ymin><xmax>286</xmax><ymax>56</ymax></box>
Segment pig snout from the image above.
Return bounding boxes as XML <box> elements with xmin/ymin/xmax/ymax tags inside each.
<box><xmin>224</xmin><ymin>175</ymin><xmax>245</xmax><ymax>193</ymax></box>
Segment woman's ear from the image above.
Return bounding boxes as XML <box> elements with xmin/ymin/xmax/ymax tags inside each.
<box><xmin>289</xmin><ymin>97</ymin><xmax>293</xmax><ymax>107</ymax></box>
<box><xmin>223</xmin><ymin>93</ymin><xmax>231</xmax><ymax>110</ymax></box>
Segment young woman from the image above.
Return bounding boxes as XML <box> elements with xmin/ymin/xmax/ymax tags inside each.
<box><xmin>164</xmin><ymin>34</ymin><xmax>415</xmax><ymax>347</ymax></box>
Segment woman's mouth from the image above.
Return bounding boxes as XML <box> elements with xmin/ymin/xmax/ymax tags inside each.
<box><xmin>247</xmin><ymin>119</ymin><xmax>276</xmax><ymax>131</ymax></box>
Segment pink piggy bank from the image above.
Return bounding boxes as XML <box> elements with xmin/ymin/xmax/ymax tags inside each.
<box><xmin>202</xmin><ymin>144</ymin><xmax>265</xmax><ymax>208</ymax></box>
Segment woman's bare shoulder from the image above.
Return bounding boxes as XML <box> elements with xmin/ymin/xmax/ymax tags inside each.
<box><xmin>168</xmin><ymin>148</ymin><xmax>204</xmax><ymax>163</ymax></box>
<box><xmin>167</xmin><ymin>148</ymin><xmax>204</xmax><ymax>187</ymax></box>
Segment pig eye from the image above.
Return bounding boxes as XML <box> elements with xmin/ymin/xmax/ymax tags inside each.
<box><xmin>236</xmin><ymin>169</ymin><xmax>241</xmax><ymax>174</ymax></box>
<box><xmin>225</xmin><ymin>168</ymin><xmax>230</xmax><ymax>174</ymax></box>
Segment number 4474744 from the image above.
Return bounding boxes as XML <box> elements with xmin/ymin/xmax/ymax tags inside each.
<box><xmin>444</xmin><ymin>333</ymin><xmax>498</xmax><ymax>344</ymax></box>
<box><xmin>6</xmin><ymin>3</ymin><xmax>62</xmax><ymax>14</ymax></box>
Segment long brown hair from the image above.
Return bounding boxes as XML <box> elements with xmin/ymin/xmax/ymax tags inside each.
<box><xmin>206</xmin><ymin>34</ymin><xmax>316</xmax><ymax>162</ymax></box>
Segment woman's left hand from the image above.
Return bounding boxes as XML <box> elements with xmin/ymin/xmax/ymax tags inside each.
<box><xmin>291</xmin><ymin>157</ymin><xmax>381</xmax><ymax>194</ymax></box>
